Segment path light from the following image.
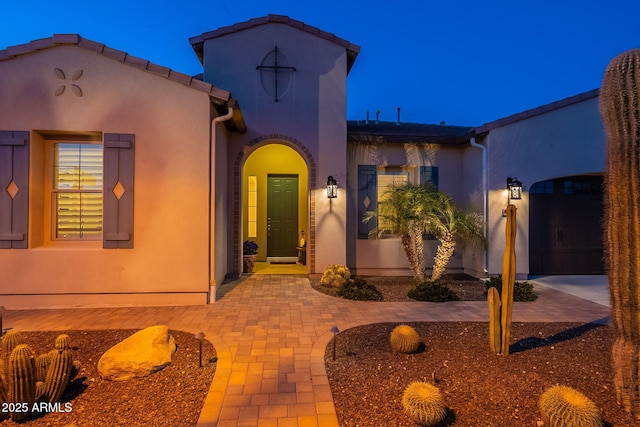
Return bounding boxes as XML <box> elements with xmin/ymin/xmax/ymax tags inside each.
<box><xmin>327</xmin><ymin>176</ymin><xmax>338</xmax><ymax>199</ymax></box>
<box><xmin>330</xmin><ymin>325</ymin><xmax>340</xmax><ymax>361</ymax></box>
<box><xmin>507</xmin><ymin>177</ymin><xmax>523</xmax><ymax>201</ymax></box>
<box><xmin>195</xmin><ymin>332</ymin><xmax>206</xmax><ymax>367</ymax></box>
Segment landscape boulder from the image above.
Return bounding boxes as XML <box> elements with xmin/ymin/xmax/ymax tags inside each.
<box><xmin>97</xmin><ymin>325</ymin><xmax>177</xmax><ymax>381</ymax></box>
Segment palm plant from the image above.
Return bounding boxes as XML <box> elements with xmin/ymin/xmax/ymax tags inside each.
<box><xmin>422</xmin><ymin>191</ymin><xmax>485</xmax><ymax>281</ymax></box>
<box><xmin>364</xmin><ymin>184</ymin><xmax>432</xmax><ymax>281</ymax></box>
<box><xmin>364</xmin><ymin>184</ymin><xmax>485</xmax><ymax>282</ymax></box>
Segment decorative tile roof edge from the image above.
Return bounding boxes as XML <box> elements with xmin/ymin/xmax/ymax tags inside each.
<box><xmin>475</xmin><ymin>88</ymin><xmax>600</xmax><ymax>134</ymax></box>
<box><xmin>190</xmin><ymin>14</ymin><xmax>360</xmax><ymax>53</ymax></box>
<box><xmin>189</xmin><ymin>14</ymin><xmax>360</xmax><ymax>71</ymax></box>
<box><xmin>0</xmin><ymin>34</ymin><xmax>230</xmax><ymax>103</ymax></box>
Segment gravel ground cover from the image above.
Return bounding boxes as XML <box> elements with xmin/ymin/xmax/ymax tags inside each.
<box><xmin>0</xmin><ymin>329</ymin><xmax>216</xmax><ymax>426</ymax></box>
<box><xmin>325</xmin><ymin>322</ymin><xmax>632</xmax><ymax>427</ymax></box>
<box><xmin>313</xmin><ymin>275</ymin><xmax>629</xmax><ymax>426</ymax></box>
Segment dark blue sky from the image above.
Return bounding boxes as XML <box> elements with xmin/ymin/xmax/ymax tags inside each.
<box><xmin>2</xmin><ymin>0</ymin><xmax>639</xmax><ymax>126</ymax></box>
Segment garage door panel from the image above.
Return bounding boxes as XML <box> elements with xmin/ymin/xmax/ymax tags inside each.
<box><xmin>529</xmin><ymin>176</ymin><xmax>604</xmax><ymax>275</ymax></box>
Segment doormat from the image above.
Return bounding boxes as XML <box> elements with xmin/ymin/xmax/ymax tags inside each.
<box><xmin>270</xmin><ymin>261</ymin><xmax>297</xmax><ymax>265</ymax></box>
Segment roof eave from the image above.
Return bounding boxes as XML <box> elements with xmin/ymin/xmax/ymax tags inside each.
<box><xmin>189</xmin><ymin>14</ymin><xmax>360</xmax><ymax>73</ymax></box>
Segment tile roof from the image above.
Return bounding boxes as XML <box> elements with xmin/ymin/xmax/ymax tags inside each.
<box><xmin>0</xmin><ymin>34</ymin><xmax>230</xmax><ymax>105</ymax></box>
<box><xmin>347</xmin><ymin>120</ymin><xmax>474</xmax><ymax>145</ymax></box>
<box><xmin>475</xmin><ymin>88</ymin><xmax>600</xmax><ymax>134</ymax></box>
<box><xmin>189</xmin><ymin>14</ymin><xmax>361</xmax><ymax>73</ymax></box>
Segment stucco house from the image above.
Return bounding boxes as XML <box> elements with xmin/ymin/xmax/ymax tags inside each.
<box><xmin>0</xmin><ymin>15</ymin><xmax>605</xmax><ymax>308</ymax></box>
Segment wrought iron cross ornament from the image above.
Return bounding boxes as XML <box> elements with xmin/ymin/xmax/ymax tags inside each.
<box><xmin>256</xmin><ymin>46</ymin><xmax>296</xmax><ymax>102</ymax></box>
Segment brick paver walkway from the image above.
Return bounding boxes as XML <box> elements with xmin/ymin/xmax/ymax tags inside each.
<box><xmin>4</xmin><ymin>275</ymin><xmax>610</xmax><ymax>426</ymax></box>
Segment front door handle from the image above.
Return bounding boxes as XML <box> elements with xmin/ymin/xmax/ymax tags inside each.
<box><xmin>267</xmin><ymin>217</ymin><xmax>271</xmax><ymax>237</ymax></box>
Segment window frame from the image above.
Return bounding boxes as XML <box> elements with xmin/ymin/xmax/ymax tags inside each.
<box><xmin>358</xmin><ymin>164</ymin><xmax>438</xmax><ymax>240</ymax></box>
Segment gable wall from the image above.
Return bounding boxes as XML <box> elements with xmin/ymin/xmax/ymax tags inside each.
<box><xmin>482</xmin><ymin>97</ymin><xmax>605</xmax><ymax>277</ymax></box>
<box><xmin>202</xmin><ymin>24</ymin><xmax>349</xmax><ymax>273</ymax></box>
<box><xmin>0</xmin><ymin>45</ymin><xmax>213</xmax><ymax>307</ymax></box>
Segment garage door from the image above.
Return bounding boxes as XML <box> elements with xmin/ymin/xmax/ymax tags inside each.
<box><xmin>529</xmin><ymin>176</ymin><xmax>604</xmax><ymax>275</ymax></box>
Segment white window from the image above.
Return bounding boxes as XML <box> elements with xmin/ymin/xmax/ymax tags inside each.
<box><xmin>52</xmin><ymin>143</ymin><xmax>103</xmax><ymax>240</ymax></box>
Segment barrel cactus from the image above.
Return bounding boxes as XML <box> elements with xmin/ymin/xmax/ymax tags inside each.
<box><xmin>600</xmin><ymin>47</ymin><xmax>640</xmax><ymax>417</ymax></box>
<box><xmin>402</xmin><ymin>381</ymin><xmax>446</xmax><ymax>426</ymax></box>
<box><xmin>320</xmin><ymin>264</ymin><xmax>351</xmax><ymax>287</ymax></box>
<box><xmin>538</xmin><ymin>385</ymin><xmax>601</xmax><ymax>427</ymax></box>
<box><xmin>390</xmin><ymin>325</ymin><xmax>421</xmax><ymax>354</ymax></box>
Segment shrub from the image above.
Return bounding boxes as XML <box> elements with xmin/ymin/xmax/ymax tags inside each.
<box><xmin>337</xmin><ymin>277</ymin><xmax>383</xmax><ymax>301</ymax></box>
<box><xmin>483</xmin><ymin>275</ymin><xmax>538</xmax><ymax>302</ymax></box>
<box><xmin>538</xmin><ymin>385</ymin><xmax>601</xmax><ymax>427</ymax></box>
<box><xmin>390</xmin><ymin>325</ymin><xmax>421</xmax><ymax>354</ymax></box>
<box><xmin>320</xmin><ymin>264</ymin><xmax>351</xmax><ymax>287</ymax></box>
<box><xmin>408</xmin><ymin>280</ymin><xmax>459</xmax><ymax>302</ymax></box>
<box><xmin>402</xmin><ymin>381</ymin><xmax>447</xmax><ymax>426</ymax></box>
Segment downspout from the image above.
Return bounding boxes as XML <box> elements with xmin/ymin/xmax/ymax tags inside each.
<box><xmin>469</xmin><ymin>136</ymin><xmax>488</xmax><ymax>275</ymax></box>
<box><xmin>209</xmin><ymin>107</ymin><xmax>234</xmax><ymax>303</ymax></box>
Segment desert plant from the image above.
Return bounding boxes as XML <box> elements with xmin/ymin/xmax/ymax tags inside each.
<box><xmin>364</xmin><ymin>184</ymin><xmax>485</xmax><ymax>282</ymax></box>
<box><xmin>487</xmin><ymin>203</ymin><xmax>517</xmax><ymax>355</ymax></box>
<box><xmin>8</xmin><ymin>344</ymin><xmax>36</xmax><ymax>421</ymax></box>
<box><xmin>483</xmin><ymin>276</ymin><xmax>537</xmax><ymax>302</ymax></box>
<box><xmin>320</xmin><ymin>264</ymin><xmax>351</xmax><ymax>288</ymax></box>
<box><xmin>423</xmin><ymin>191</ymin><xmax>486</xmax><ymax>281</ymax></box>
<box><xmin>41</xmin><ymin>335</ymin><xmax>75</xmax><ymax>403</ymax></box>
<box><xmin>402</xmin><ymin>381</ymin><xmax>447</xmax><ymax>426</ymax></box>
<box><xmin>364</xmin><ymin>184</ymin><xmax>433</xmax><ymax>281</ymax></box>
<box><xmin>538</xmin><ymin>385</ymin><xmax>601</xmax><ymax>427</ymax></box>
<box><xmin>1</xmin><ymin>330</ymin><xmax>24</xmax><ymax>387</ymax></box>
<box><xmin>408</xmin><ymin>280</ymin><xmax>459</xmax><ymax>302</ymax></box>
<box><xmin>390</xmin><ymin>325</ymin><xmax>421</xmax><ymax>354</ymax></box>
<box><xmin>0</xmin><ymin>332</ymin><xmax>79</xmax><ymax>420</ymax></box>
<box><xmin>337</xmin><ymin>277</ymin><xmax>383</xmax><ymax>301</ymax></box>
<box><xmin>601</xmin><ymin>47</ymin><xmax>640</xmax><ymax>417</ymax></box>
<box><xmin>35</xmin><ymin>351</ymin><xmax>54</xmax><ymax>383</ymax></box>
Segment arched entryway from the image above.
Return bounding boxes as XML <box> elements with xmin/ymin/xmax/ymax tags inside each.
<box><xmin>529</xmin><ymin>175</ymin><xmax>604</xmax><ymax>274</ymax></box>
<box><xmin>236</xmin><ymin>139</ymin><xmax>314</xmax><ymax>275</ymax></box>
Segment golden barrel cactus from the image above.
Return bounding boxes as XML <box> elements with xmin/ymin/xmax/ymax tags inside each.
<box><xmin>538</xmin><ymin>385</ymin><xmax>601</xmax><ymax>427</ymax></box>
<box><xmin>390</xmin><ymin>324</ymin><xmax>421</xmax><ymax>354</ymax></box>
<box><xmin>402</xmin><ymin>381</ymin><xmax>446</xmax><ymax>426</ymax></box>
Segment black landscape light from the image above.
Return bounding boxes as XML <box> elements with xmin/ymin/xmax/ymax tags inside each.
<box><xmin>330</xmin><ymin>325</ymin><xmax>340</xmax><ymax>361</ymax></box>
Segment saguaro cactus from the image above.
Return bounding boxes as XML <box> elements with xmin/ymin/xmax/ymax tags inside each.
<box><xmin>8</xmin><ymin>344</ymin><xmax>36</xmax><ymax>421</ymax></box>
<box><xmin>487</xmin><ymin>204</ymin><xmax>517</xmax><ymax>355</ymax></box>
<box><xmin>41</xmin><ymin>338</ymin><xmax>74</xmax><ymax>403</ymax></box>
<box><xmin>600</xmin><ymin>48</ymin><xmax>640</xmax><ymax>418</ymax></box>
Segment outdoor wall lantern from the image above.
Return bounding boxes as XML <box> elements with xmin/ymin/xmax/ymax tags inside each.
<box><xmin>326</xmin><ymin>176</ymin><xmax>338</xmax><ymax>198</ymax></box>
<box><xmin>507</xmin><ymin>177</ymin><xmax>523</xmax><ymax>201</ymax></box>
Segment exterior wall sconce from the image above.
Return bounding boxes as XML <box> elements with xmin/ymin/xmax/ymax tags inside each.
<box><xmin>503</xmin><ymin>177</ymin><xmax>523</xmax><ymax>216</ymax></box>
<box><xmin>326</xmin><ymin>176</ymin><xmax>338</xmax><ymax>198</ymax></box>
<box><xmin>507</xmin><ymin>177</ymin><xmax>523</xmax><ymax>201</ymax></box>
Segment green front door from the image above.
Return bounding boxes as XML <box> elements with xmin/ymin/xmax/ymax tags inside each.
<box><xmin>267</xmin><ymin>175</ymin><xmax>298</xmax><ymax>258</ymax></box>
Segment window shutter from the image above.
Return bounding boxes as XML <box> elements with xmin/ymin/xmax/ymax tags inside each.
<box><xmin>103</xmin><ymin>133</ymin><xmax>134</xmax><ymax>249</ymax></box>
<box><xmin>358</xmin><ymin>165</ymin><xmax>377</xmax><ymax>239</ymax></box>
<box><xmin>0</xmin><ymin>131</ymin><xmax>29</xmax><ymax>249</ymax></box>
<box><xmin>420</xmin><ymin>166</ymin><xmax>439</xmax><ymax>190</ymax></box>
